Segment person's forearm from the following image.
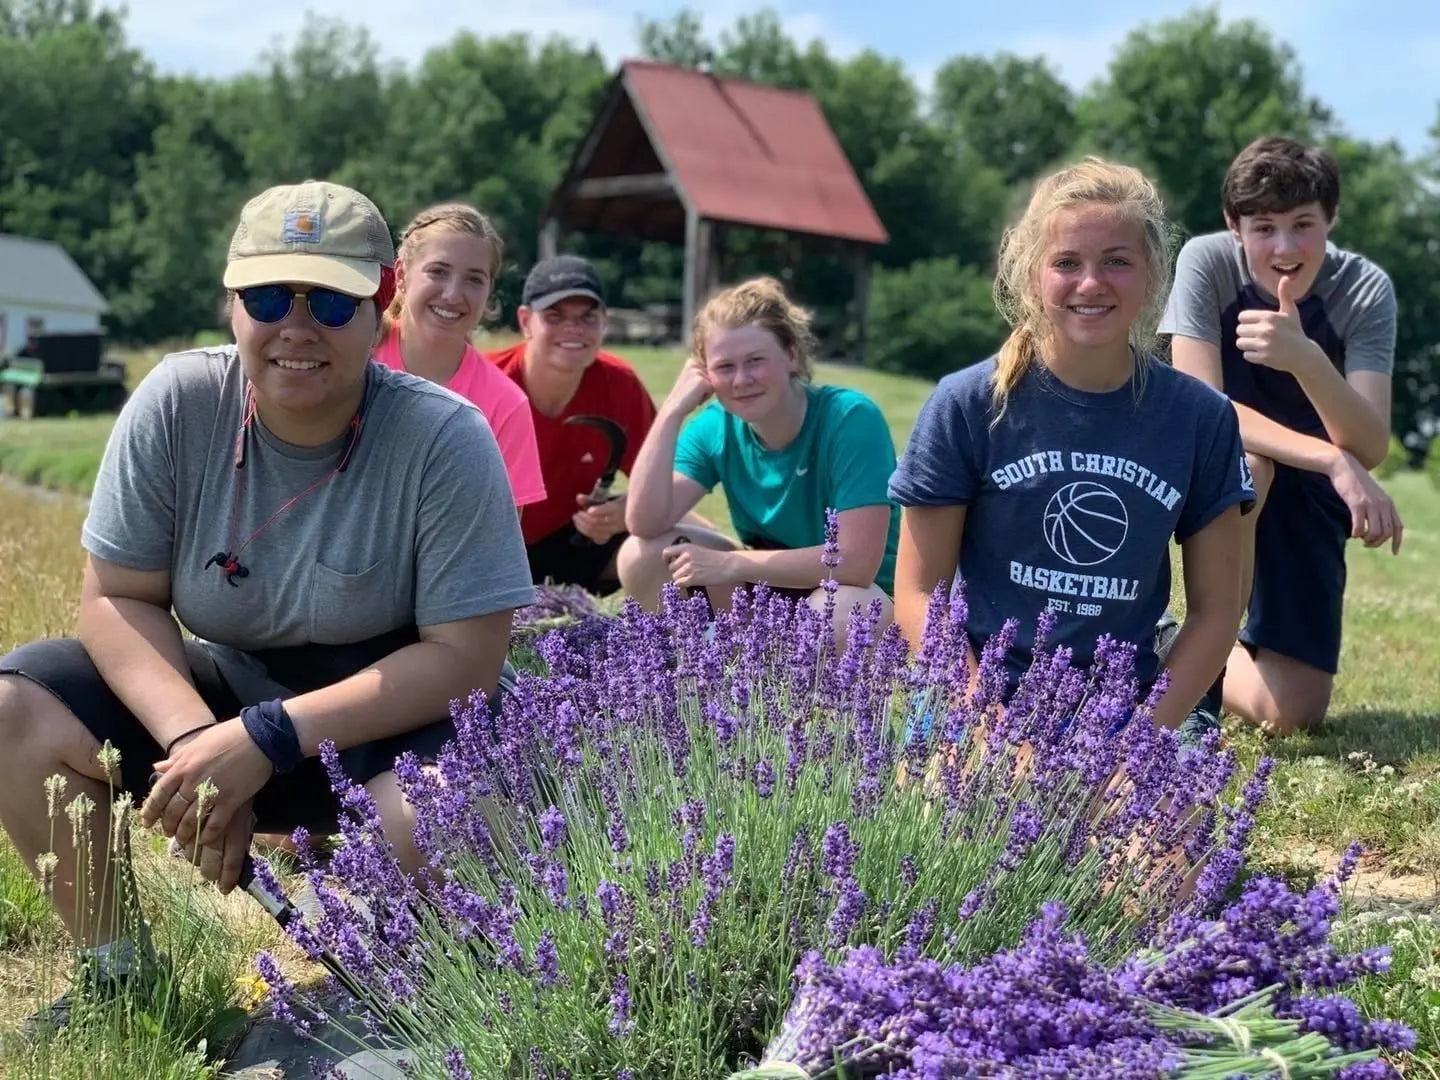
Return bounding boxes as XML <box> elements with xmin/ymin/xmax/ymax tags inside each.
<box><xmin>76</xmin><ymin>597</ymin><xmax>216</xmax><ymax>747</ymax></box>
<box><xmin>1151</xmin><ymin>610</ymin><xmax>1237</xmax><ymax>730</ymax></box>
<box><xmin>727</xmin><ymin>544</ymin><xmax>853</xmax><ymax>591</ymax></box>
<box><xmin>1291</xmin><ymin>348</ymin><xmax>1390</xmax><ymax>468</ymax></box>
<box><xmin>285</xmin><ymin>637</ymin><xmax>506</xmax><ymax>756</ymax></box>
<box><xmin>624</xmin><ymin>409</ymin><xmax>687</xmax><ymax>538</ymax></box>
<box><xmin>1234</xmin><ymin>402</ymin><xmax>1341</xmax><ymax>475</ymax></box>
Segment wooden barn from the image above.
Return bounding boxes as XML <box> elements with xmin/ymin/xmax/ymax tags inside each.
<box><xmin>538</xmin><ymin>59</ymin><xmax>888</xmax><ymax>362</ymax></box>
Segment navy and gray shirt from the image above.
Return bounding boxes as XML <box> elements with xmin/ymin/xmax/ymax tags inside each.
<box><xmin>1158</xmin><ymin>231</ymin><xmax>1396</xmax><ymax>440</ymax></box>
<box><xmin>888</xmin><ymin>357</ymin><xmax>1255</xmax><ymax>685</ymax></box>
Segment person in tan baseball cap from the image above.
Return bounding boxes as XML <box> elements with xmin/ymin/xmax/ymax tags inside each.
<box><xmin>0</xmin><ymin>176</ymin><xmax>534</xmax><ymax>1040</ymax></box>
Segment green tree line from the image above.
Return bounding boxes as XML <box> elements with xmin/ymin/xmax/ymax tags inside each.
<box><xmin>2</xmin><ymin>0</ymin><xmax>1436</xmax><ymax>445</ymax></box>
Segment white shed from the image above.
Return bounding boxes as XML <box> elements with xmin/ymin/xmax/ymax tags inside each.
<box><xmin>0</xmin><ymin>233</ymin><xmax>109</xmax><ymax>355</ymax></box>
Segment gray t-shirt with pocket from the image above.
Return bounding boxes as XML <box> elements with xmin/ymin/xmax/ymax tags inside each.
<box><xmin>81</xmin><ymin>346</ymin><xmax>535</xmax><ymax>704</ymax></box>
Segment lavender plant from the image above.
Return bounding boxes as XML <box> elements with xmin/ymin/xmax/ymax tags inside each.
<box><xmin>255</xmin><ymin>515</ymin><xmax>1282</xmax><ymax>1078</ymax></box>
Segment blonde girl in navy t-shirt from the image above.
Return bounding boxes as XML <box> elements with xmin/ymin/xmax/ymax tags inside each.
<box><xmin>888</xmin><ymin>158</ymin><xmax>1255</xmax><ymax>738</ymax></box>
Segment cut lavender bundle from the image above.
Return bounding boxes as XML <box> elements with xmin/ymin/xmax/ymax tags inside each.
<box><xmin>735</xmin><ymin>867</ymin><xmax>1413</xmax><ymax>1080</ymax></box>
<box><xmin>511</xmin><ymin>583</ymin><xmax>614</xmax><ymax>674</ymax></box>
<box><xmin>513</xmin><ymin>582</ymin><xmax>603</xmax><ymax>626</ymax></box>
<box><xmin>254</xmin><ymin>555</ymin><xmax>1330</xmax><ymax>1078</ymax></box>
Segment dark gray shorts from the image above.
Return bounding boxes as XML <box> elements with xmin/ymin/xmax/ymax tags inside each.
<box><xmin>1239</xmin><ymin>464</ymin><xmax>1349</xmax><ymax>675</ymax></box>
<box><xmin>0</xmin><ymin>635</ymin><xmax>461</xmax><ymax>835</ymax></box>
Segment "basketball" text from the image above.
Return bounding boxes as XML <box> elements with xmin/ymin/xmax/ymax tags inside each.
<box><xmin>1009</xmin><ymin>561</ymin><xmax>1142</xmax><ymax>600</ymax></box>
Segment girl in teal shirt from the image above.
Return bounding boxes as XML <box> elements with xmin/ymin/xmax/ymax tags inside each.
<box><xmin>619</xmin><ymin>276</ymin><xmax>900</xmax><ymax>647</ymax></box>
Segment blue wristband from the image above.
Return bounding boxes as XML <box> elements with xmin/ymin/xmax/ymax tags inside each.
<box><xmin>239</xmin><ymin>699</ymin><xmax>305</xmax><ymax>776</ymax></box>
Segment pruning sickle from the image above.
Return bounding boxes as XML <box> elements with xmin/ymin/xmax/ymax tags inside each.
<box><xmin>563</xmin><ymin>414</ymin><xmax>628</xmax><ymax>548</ymax></box>
<box><xmin>151</xmin><ymin>771</ymin><xmax>360</xmax><ymax>995</ymax></box>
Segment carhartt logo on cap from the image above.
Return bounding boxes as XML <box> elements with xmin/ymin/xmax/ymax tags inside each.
<box><xmin>282</xmin><ymin>208</ymin><xmax>322</xmax><ymax>244</ymax></box>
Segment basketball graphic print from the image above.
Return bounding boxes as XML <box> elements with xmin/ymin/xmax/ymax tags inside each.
<box><xmin>1043</xmin><ymin>481</ymin><xmax>1129</xmax><ymax>566</ymax></box>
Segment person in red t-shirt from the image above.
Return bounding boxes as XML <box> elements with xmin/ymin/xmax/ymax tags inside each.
<box><xmin>488</xmin><ymin>256</ymin><xmax>658</xmax><ymax>595</ymax></box>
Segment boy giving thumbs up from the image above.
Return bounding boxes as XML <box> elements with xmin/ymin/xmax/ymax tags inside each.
<box><xmin>1158</xmin><ymin>135</ymin><xmax>1403</xmax><ymax>738</ymax></box>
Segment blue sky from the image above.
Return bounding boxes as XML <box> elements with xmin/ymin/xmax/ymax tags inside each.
<box><xmin>128</xmin><ymin>0</ymin><xmax>1438</xmax><ymax>157</ymax></box>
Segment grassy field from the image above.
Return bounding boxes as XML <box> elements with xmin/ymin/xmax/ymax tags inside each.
<box><xmin>0</xmin><ymin>335</ymin><xmax>935</xmax><ymax>533</ymax></box>
<box><xmin>0</xmin><ymin>339</ymin><xmax>1436</xmax><ymax>1074</ymax></box>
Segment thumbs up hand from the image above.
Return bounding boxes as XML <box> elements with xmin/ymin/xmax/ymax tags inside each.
<box><xmin>1235</xmin><ymin>275</ymin><xmax>1321</xmax><ymax>375</ymax></box>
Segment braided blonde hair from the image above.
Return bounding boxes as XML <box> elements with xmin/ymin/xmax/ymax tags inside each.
<box><xmin>381</xmin><ymin>202</ymin><xmax>505</xmax><ymax>337</ymax></box>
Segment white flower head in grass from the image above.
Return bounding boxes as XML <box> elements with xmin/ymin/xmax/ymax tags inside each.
<box><xmin>111</xmin><ymin>792</ymin><xmax>134</xmax><ymax>853</ymax></box>
<box><xmin>1347</xmin><ymin>750</ymin><xmax>1377</xmax><ymax>775</ymax></box>
<box><xmin>36</xmin><ymin>852</ymin><xmax>59</xmax><ymax>895</ymax></box>
<box><xmin>96</xmin><ymin>740</ymin><xmax>122</xmax><ymax>780</ymax></box>
<box><xmin>194</xmin><ymin>778</ymin><xmax>219</xmax><ymax>818</ymax></box>
<box><xmin>44</xmin><ymin>774</ymin><xmax>67</xmax><ymax>818</ymax></box>
<box><xmin>66</xmin><ymin>792</ymin><xmax>96</xmax><ymax>848</ymax></box>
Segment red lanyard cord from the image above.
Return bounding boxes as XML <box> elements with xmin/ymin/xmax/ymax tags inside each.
<box><xmin>206</xmin><ymin>383</ymin><xmax>365</xmax><ymax>586</ymax></box>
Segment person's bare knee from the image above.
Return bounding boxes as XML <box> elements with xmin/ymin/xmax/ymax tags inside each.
<box><xmin>616</xmin><ymin>534</ymin><xmax>672</xmax><ymax>609</ymax></box>
<box><xmin>1231</xmin><ymin>650</ymin><xmax>1333</xmax><ymax>736</ymax></box>
<box><xmin>616</xmin><ymin>533</ymin><xmax>670</xmax><ymax>577</ymax></box>
<box><xmin>618</xmin><ymin>528</ymin><xmax>738</xmax><ymax>610</ymax></box>
<box><xmin>0</xmin><ymin>675</ymin><xmax>105</xmax><ymax>785</ymax></box>
<box><xmin>364</xmin><ymin>770</ymin><xmax>422</xmax><ymax>876</ymax></box>
<box><xmin>1262</xmin><ymin>669</ymin><xmax>1333</xmax><ymax>737</ymax></box>
<box><xmin>809</xmin><ymin>585</ymin><xmax>894</xmax><ymax>649</ymax></box>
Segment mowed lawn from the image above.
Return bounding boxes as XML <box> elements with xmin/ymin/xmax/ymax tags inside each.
<box><xmin>0</xmin><ymin>339</ymin><xmax>1437</xmax><ymax>1067</ymax></box>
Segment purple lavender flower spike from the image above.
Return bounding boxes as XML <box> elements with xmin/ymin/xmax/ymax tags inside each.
<box><xmin>753</xmin><ymin>757</ymin><xmax>776</xmax><ymax>798</ymax></box>
<box><xmin>443</xmin><ymin>1048</ymin><xmax>473</xmax><ymax>1080</ymax></box>
<box><xmin>257</xmin><ymin>951</ymin><xmax>313</xmax><ymax>1038</ymax></box>
<box><xmin>537</xmin><ymin>805</ymin><xmax>567</xmax><ymax>853</ymax></box>
<box><xmin>608</xmin><ymin>972</ymin><xmax>635</xmax><ymax>1037</ymax></box>
<box><xmin>898</xmin><ymin>854</ymin><xmax>919</xmax><ymax>891</ymax></box>
<box><xmin>821</xmin><ymin>506</ymin><xmax>841</xmax><ymax>569</ymax></box>
<box><xmin>534</xmin><ymin>929</ymin><xmax>563</xmax><ymax>989</ymax></box>
<box><xmin>821</xmin><ymin>822</ymin><xmax>858</xmax><ymax>881</ymax></box>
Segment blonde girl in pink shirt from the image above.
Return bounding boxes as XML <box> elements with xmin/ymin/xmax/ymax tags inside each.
<box><xmin>374</xmin><ymin>203</ymin><xmax>546</xmax><ymax>512</ymax></box>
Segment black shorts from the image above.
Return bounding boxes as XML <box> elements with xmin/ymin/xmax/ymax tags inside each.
<box><xmin>0</xmin><ymin>635</ymin><xmax>460</xmax><ymax>835</ymax></box>
<box><xmin>1239</xmin><ymin>464</ymin><xmax>1349</xmax><ymax>674</ymax></box>
<box><xmin>527</xmin><ymin>524</ymin><xmax>626</xmax><ymax>596</ymax></box>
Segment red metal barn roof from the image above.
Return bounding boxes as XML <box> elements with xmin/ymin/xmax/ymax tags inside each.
<box><xmin>620</xmin><ymin>60</ymin><xmax>888</xmax><ymax>246</ymax></box>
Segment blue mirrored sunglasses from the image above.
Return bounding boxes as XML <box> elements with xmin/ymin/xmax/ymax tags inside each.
<box><xmin>238</xmin><ymin>284</ymin><xmax>363</xmax><ymax>329</ymax></box>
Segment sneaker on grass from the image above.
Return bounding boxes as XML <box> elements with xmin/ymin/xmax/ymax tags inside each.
<box><xmin>21</xmin><ymin>947</ymin><xmax>170</xmax><ymax>1042</ymax></box>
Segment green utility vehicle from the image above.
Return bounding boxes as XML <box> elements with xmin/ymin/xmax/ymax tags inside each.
<box><xmin>0</xmin><ymin>331</ymin><xmax>127</xmax><ymax>419</ymax></box>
